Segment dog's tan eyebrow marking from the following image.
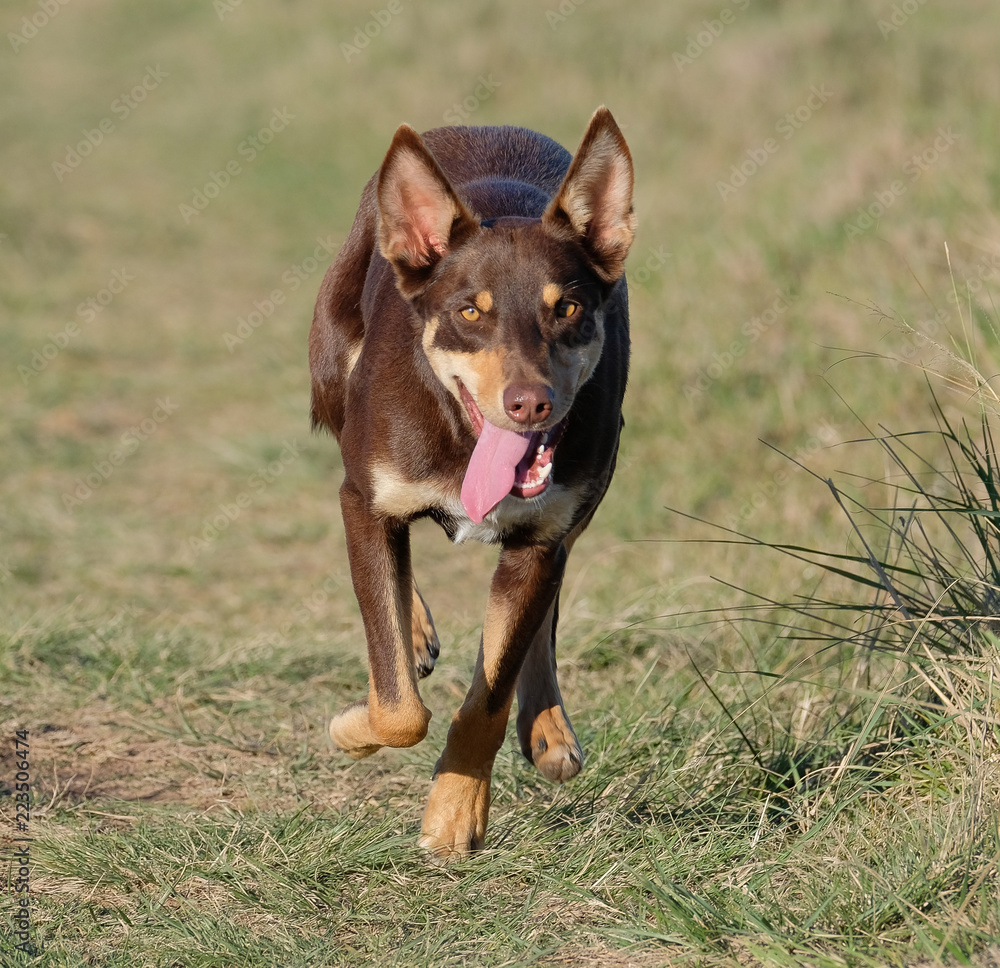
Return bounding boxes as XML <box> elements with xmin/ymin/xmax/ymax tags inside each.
<box><xmin>474</xmin><ymin>290</ymin><xmax>493</xmax><ymax>313</ymax></box>
<box><xmin>542</xmin><ymin>283</ymin><xmax>561</xmax><ymax>308</ymax></box>
<box><xmin>422</xmin><ymin>315</ymin><xmax>440</xmax><ymax>348</ymax></box>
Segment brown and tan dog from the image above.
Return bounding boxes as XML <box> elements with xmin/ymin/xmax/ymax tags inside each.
<box><xmin>309</xmin><ymin>107</ymin><xmax>635</xmax><ymax>860</ymax></box>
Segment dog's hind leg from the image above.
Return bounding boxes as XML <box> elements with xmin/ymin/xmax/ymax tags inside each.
<box><xmin>514</xmin><ymin>429</ymin><xmax>624</xmax><ymax>779</ymax></box>
<box><xmin>515</xmin><ymin>593</ymin><xmax>583</xmax><ymax>783</ymax></box>
<box><xmin>514</xmin><ymin>517</ymin><xmax>596</xmax><ymax>783</ymax></box>
<box><xmin>411</xmin><ymin>580</ymin><xmax>440</xmax><ymax>679</ymax></box>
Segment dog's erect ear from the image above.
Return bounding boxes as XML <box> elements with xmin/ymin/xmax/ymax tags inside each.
<box><xmin>544</xmin><ymin>107</ymin><xmax>636</xmax><ymax>284</ymax></box>
<box><xmin>377</xmin><ymin>125</ymin><xmax>479</xmax><ymax>296</ymax></box>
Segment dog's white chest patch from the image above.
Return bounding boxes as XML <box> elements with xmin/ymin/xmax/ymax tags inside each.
<box><xmin>369</xmin><ymin>463</ymin><xmax>456</xmax><ymax>519</ymax></box>
<box><xmin>450</xmin><ymin>484</ymin><xmax>581</xmax><ymax>545</ymax></box>
<box><xmin>369</xmin><ymin>461</ymin><xmax>581</xmax><ymax>545</ymax></box>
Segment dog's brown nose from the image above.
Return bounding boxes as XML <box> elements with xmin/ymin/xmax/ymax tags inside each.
<box><xmin>503</xmin><ymin>383</ymin><xmax>554</xmax><ymax>425</ymax></box>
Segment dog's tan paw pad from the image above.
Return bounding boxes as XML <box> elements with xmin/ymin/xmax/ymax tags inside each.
<box><xmin>419</xmin><ymin>771</ymin><xmax>489</xmax><ymax>861</ymax></box>
<box><xmin>329</xmin><ymin>701</ymin><xmax>385</xmax><ymax>758</ymax></box>
<box><xmin>416</xmin><ymin>832</ymin><xmax>479</xmax><ymax>865</ymax></box>
<box><xmin>533</xmin><ymin>738</ymin><xmax>583</xmax><ymax>783</ymax></box>
<box><xmin>522</xmin><ymin>706</ymin><xmax>583</xmax><ymax>783</ymax></box>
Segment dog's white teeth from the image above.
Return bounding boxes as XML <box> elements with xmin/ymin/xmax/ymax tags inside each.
<box><xmin>537</xmin><ymin>463</ymin><xmax>553</xmax><ymax>482</ymax></box>
<box><xmin>537</xmin><ymin>444</ymin><xmax>545</xmax><ymax>456</ymax></box>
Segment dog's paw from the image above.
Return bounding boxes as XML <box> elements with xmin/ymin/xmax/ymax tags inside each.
<box><xmin>329</xmin><ymin>701</ymin><xmax>384</xmax><ymax>758</ymax></box>
<box><xmin>411</xmin><ymin>584</ymin><xmax>440</xmax><ymax>679</ymax></box>
<box><xmin>330</xmin><ymin>696</ymin><xmax>431</xmax><ymax>757</ymax></box>
<box><xmin>418</xmin><ymin>771</ymin><xmax>490</xmax><ymax>863</ymax></box>
<box><xmin>520</xmin><ymin>706</ymin><xmax>583</xmax><ymax>783</ymax></box>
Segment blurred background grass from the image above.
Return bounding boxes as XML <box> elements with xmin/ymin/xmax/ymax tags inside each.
<box><xmin>3</xmin><ymin>0</ymin><xmax>1000</xmax><ymax>963</ymax></box>
<box><xmin>4</xmin><ymin>0</ymin><xmax>1000</xmax><ymax>646</ymax></box>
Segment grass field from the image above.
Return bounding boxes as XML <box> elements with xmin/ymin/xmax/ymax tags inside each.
<box><xmin>3</xmin><ymin>0</ymin><xmax>1000</xmax><ymax>964</ymax></box>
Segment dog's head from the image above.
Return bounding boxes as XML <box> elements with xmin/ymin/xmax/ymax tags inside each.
<box><xmin>376</xmin><ymin>107</ymin><xmax>635</xmax><ymax>521</ymax></box>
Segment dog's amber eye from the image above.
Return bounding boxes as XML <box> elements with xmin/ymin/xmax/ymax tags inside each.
<box><xmin>555</xmin><ymin>300</ymin><xmax>579</xmax><ymax>319</ymax></box>
<box><xmin>460</xmin><ymin>306</ymin><xmax>480</xmax><ymax>322</ymax></box>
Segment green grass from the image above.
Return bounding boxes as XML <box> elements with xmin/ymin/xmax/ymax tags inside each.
<box><xmin>3</xmin><ymin>0</ymin><xmax>1000</xmax><ymax>964</ymax></box>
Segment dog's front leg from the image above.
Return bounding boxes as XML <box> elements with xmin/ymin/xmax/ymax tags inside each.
<box><xmin>329</xmin><ymin>481</ymin><xmax>431</xmax><ymax>758</ymax></box>
<box><xmin>419</xmin><ymin>541</ymin><xmax>566</xmax><ymax>861</ymax></box>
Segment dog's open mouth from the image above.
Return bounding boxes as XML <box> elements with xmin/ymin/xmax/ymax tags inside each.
<box><xmin>457</xmin><ymin>381</ymin><xmax>567</xmax><ymax>522</ymax></box>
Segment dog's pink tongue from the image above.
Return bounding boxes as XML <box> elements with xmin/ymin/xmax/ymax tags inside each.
<box><xmin>461</xmin><ymin>420</ymin><xmax>533</xmax><ymax>523</ymax></box>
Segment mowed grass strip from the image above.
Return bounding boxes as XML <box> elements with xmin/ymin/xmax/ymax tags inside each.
<box><xmin>7</xmin><ymin>586</ymin><xmax>999</xmax><ymax>966</ymax></box>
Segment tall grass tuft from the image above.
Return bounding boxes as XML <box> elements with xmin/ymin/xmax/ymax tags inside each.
<box><xmin>654</xmin><ymin>339</ymin><xmax>1000</xmax><ymax>963</ymax></box>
